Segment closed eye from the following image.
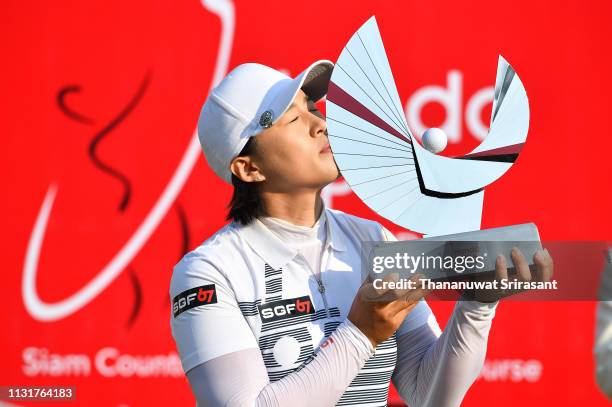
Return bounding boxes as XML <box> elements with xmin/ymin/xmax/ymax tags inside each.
<box><xmin>288</xmin><ymin>103</ymin><xmax>321</xmax><ymax>123</ymax></box>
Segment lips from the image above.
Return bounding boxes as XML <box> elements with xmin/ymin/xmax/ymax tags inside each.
<box><xmin>320</xmin><ymin>143</ymin><xmax>332</xmax><ymax>154</ymax></box>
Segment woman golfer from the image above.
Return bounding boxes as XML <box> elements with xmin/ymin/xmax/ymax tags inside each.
<box><xmin>169</xmin><ymin>60</ymin><xmax>553</xmax><ymax>406</ymax></box>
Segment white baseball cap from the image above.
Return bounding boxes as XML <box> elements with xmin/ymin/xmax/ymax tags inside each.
<box><xmin>197</xmin><ymin>60</ymin><xmax>334</xmax><ymax>184</ymax></box>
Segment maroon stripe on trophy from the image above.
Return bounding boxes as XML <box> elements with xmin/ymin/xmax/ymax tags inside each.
<box><xmin>459</xmin><ymin>142</ymin><xmax>524</xmax><ymax>159</ymax></box>
<box><xmin>327</xmin><ymin>81</ymin><xmax>411</xmax><ymax>145</ymax></box>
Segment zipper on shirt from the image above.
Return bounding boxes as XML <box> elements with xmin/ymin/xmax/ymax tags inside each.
<box><xmin>317</xmin><ymin>245</ymin><xmax>334</xmax><ymax>318</ymax></box>
<box><xmin>298</xmin><ymin>249</ymin><xmax>331</xmax><ymax>318</ymax></box>
<box><xmin>316</xmin><ymin>277</ymin><xmax>330</xmax><ymax>317</ymax></box>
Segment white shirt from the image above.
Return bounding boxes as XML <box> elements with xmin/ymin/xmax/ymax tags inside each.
<box><xmin>259</xmin><ymin>209</ymin><xmax>327</xmax><ymax>280</ymax></box>
<box><xmin>169</xmin><ymin>203</ymin><xmax>434</xmax><ymax>406</ymax></box>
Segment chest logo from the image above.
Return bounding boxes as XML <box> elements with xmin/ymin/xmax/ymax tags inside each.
<box><xmin>258</xmin><ymin>296</ymin><xmax>315</xmax><ymax>323</ymax></box>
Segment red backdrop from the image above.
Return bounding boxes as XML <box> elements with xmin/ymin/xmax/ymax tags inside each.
<box><xmin>2</xmin><ymin>0</ymin><xmax>611</xmax><ymax>405</ymax></box>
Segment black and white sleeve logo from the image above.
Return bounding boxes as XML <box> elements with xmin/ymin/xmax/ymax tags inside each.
<box><xmin>172</xmin><ymin>284</ymin><xmax>218</xmax><ymax>318</ymax></box>
<box><xmin>258</xmin><ymin>295</ymin><xmax>315</xmax><ymax>323</ymax></box>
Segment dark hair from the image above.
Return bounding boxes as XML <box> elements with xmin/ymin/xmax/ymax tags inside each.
<box><xmin>225</xmin><ymin>137</ymin><xmax>266</xmax><ymax>225</ymax></box>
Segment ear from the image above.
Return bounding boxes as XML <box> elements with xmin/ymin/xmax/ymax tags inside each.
<box><xmin>230</xmin><ymin>155</ymin><xmax>266</xmax><ymax>182</ymax></box>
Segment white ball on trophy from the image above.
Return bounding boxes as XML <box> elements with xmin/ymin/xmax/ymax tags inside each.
<box><xmin>422</xmin><ymin>127</ymin><xmax>448</xmax><ymax>154</ymax></box>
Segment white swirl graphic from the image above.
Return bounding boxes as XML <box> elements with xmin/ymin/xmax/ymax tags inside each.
<box><xmin>22</xmin><ymin>0</ymin><xmax>235</xmax><ymax>322</ymax></box>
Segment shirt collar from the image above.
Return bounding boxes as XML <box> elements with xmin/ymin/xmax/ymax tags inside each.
<box><xmin>237</xmin><ymin>203</ymin><xmax>347</xmax><ymax>270</ymax></box>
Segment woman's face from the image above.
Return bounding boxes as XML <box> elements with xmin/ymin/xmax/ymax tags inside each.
<box><xmin>247</xmin><ymin>89</ymin><xmax>339</xmax><ymax>191</ymax></box>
